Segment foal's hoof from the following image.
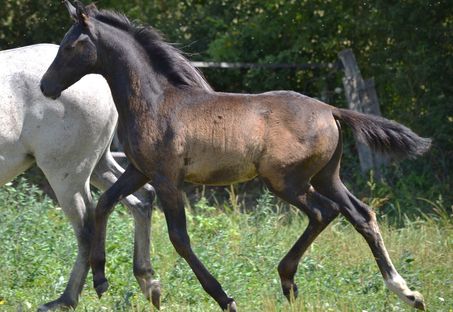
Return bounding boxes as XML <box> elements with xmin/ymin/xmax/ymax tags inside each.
<box><xmin>223</xmin><ymin>299</ymin><xmax>237</xmax><ymax>312</ymax></box>
<box><xmin>94</xmin><ymin>277</ymin><xmax>109</xmax><ymax>298</ymax></box>
<box><xmin>407</xmin><ymin>291</ymin><xmax>426</xmax><ymax>311</ymax></box>
<box><xmin>37</xmin><ymin>296</ymin><xmax>76</xmax><ymax>311</ymax></box>
<box><xmin>283</xmin><ymin>283</ymin><xmax>299</xmax><ymax>302</ymax></box>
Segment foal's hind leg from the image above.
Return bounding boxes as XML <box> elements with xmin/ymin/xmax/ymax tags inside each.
<box><xmin>91</xmin><ymin>151</ymin><xmax>160</xmax><ymax>308</ymax></box>
<box><xmin>309</xmin><ymin>128</ymin><xmax>425</xmax><ymax>310</ymax></box>
<box><xmin>277</xmin><ymin>187</ymin><xmax>339</xmax><ymax>301</ymax></box>
<box><xmin>320</xmin><ymin>183</ymin><xmax>425</xmax><ymax>310</ymax></box>
<box><xmin>261</xmin><ymin>120</ymin><xmax>342</xmax><ymax>302</ymax></box>
<box><xmin>263</xmin><ymin>179</ymin><xmax>339</xmax><ymax>301</ymax></box>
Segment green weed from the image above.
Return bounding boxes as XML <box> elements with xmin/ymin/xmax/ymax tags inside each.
<box><xmin>0</xmin><ymin>177</ymin><xmax>452</xmax><ymax>311</ymax></box>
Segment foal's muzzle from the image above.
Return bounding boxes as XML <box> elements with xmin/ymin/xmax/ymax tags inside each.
<box><xmin>40</xmin><ymin>78</ymin><xmax>62</xmax><ymax>100</ymax></box>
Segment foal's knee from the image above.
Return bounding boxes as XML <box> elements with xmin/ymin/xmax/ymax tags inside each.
<box><xmin>306</xmin><ymin>190</ymin><xmax>339</xmax><ymax>225</ymax></box>
<box><xmin>134</xmin><ymin>184</ymin><xmax>156</xmax><ymax>216</ymax></box>
<box><xmin>95</xmin><ymin>193</ymin><xmax>117</xmax><ymax>218</ymax></box>
<box><xmin>312</xmin><ymin>208</ymin><xmax>339</xmax><ymax>225</ymax></box>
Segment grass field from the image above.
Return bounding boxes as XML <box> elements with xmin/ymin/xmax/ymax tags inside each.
<box><xmin>0</xmin><ymin>178</ymin><xmax>452</xmax><ymax>311</ymax></box>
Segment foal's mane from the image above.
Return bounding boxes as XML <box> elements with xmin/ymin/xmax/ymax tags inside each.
<box><xmin>88</xmin><ymin>7</ymin><xmax>212</xmax><ymax>91</ymax></box>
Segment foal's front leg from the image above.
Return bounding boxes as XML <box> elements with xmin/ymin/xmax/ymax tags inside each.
<box><xmin>155</xmin><ymin>178</ymin><xmax>237</xmax><ymax>311</ymax></box>
<box><xmin>90</xmin><ymin>164</ymin><xmax>149</xmax><ymax>298</ymax></box>
<box><xmin>91</xmin><ymin>153</ymin><xmax>160</xmax><ymax>308</ymax></box>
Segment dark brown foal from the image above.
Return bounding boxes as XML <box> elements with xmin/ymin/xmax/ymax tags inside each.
<box><xmin>41</xmin><ymin>2</ymin><xmax>430</xmax><ymax>311</ymax></box>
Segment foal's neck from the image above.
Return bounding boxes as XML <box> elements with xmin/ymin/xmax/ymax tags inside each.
<box><xmin>96</xmin><ymin>25</ymin><xmax>167</xmax><ymax>118</ymax></box>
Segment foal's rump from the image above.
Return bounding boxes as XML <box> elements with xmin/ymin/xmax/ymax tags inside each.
<box><xmin>250</xmin><ymin>91</ymin><xmax>341</xmax><ymax>186</ymax></box>
<box><xmin>253</xmin><ymin>90</ymin><xmax>431</xmax><ymax>163</ymax></box>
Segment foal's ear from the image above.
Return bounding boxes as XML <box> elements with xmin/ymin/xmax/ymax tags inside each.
<box><xmin>63</xmin><ymin>0</ymin><xmax>78</xmax><ymax>22</ymax></box>
<box><xmin>74</xmin><ymin>1</ymin><xmax>90</xmax><ymax>26</ymax></box>
<box><xmin>85</xmin><ymin>3</ymin><xmax>98</xmax><ymax>13</ymax></box>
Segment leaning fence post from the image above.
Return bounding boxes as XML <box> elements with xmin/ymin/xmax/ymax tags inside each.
<box><xmin>338</xmin><ymin>49</ymin><xmax>387</xmax><ymax>178</ymax></box>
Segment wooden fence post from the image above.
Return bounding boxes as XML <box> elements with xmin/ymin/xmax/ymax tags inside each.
<box><xmin>338</xmin><ymin>49</ymin><xmax>387</xmax><ymax>178</ymax></box>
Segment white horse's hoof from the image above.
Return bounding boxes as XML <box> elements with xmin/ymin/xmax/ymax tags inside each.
<box><xmin>145</xmin><ymin>279</ymin><xmax>161</xmax><ymax>309</ymax></box>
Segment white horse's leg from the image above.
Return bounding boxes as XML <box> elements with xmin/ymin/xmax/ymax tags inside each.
<box><xmin>0</xmin><ymin>151</ymin><xmax>34</xmax><ymax>186</ymax></box>
<box><xmin>0</xmin><ymin>151</ymin><xmax>94</xmax><ymax>311</ymax></box>
<box><xmin>90</xmin><ymin>150</ymin><xmax>161</xmax><ymax>308</ymax></box>
<box><xmin>36</xmin><ymin>165</ymin><xmax>94</xmax><ymax>311</ymax></box>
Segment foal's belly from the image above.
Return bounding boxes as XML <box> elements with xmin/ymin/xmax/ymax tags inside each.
<box><xmin>184</xmin><ymin>155</ymin><xmax>258</xmax><ymax>186</ymax></box>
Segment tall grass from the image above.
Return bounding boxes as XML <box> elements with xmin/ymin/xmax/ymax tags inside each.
<box><xmin>0</xmin><ymin>177</ymin><xmax>452</xmax><ymax>311</ymax></box>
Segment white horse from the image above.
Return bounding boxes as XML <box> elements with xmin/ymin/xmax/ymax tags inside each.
<box><xmin>0</xmin><ymin>44</ymin><xmax>160</xmax><ymax>311</ymax></box>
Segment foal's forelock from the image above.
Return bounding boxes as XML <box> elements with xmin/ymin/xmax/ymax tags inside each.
<box><xmin>90</xmin><ymin>8</ymin><xmax>212</xmax><ymax>91</ymax></box>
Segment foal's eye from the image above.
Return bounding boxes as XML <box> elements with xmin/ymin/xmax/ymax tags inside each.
<box><xmin>64</xmin><ymin>44</ymin><xmax>75</xmax><ymax>51</ymax></box>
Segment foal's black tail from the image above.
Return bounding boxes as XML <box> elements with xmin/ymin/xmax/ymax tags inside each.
<box><xmin>332</xmin><ymin>108</ymin><xmax>431</xmax><ymax>159</ymax></box>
